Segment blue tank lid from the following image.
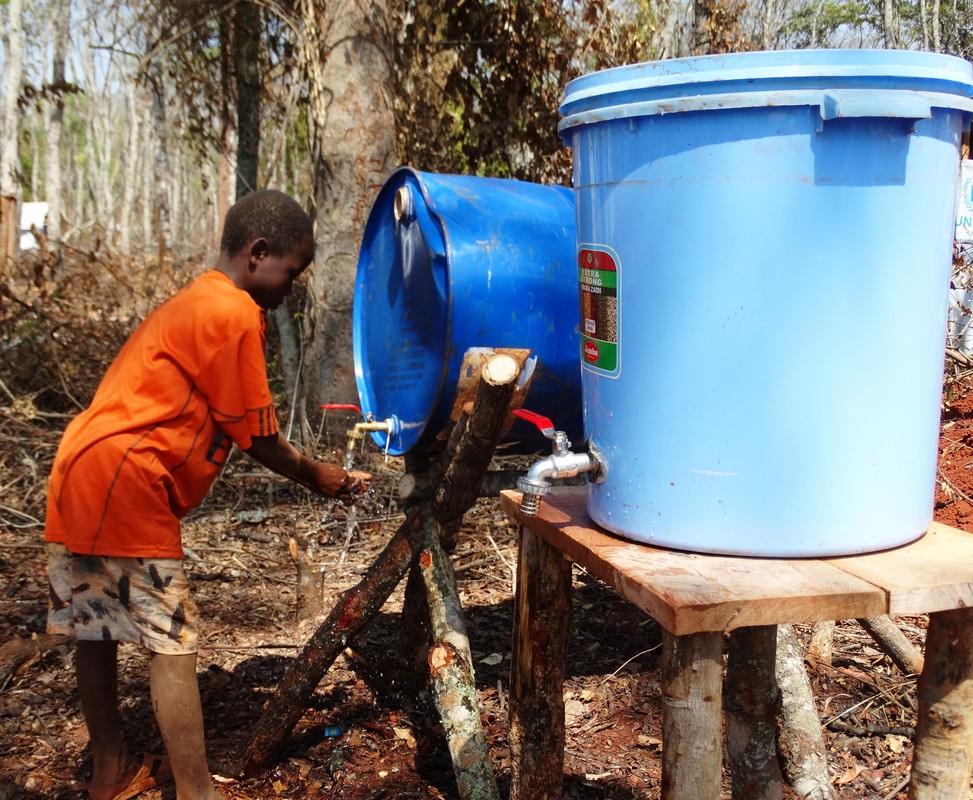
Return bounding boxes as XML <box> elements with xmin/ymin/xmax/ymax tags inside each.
<box><xmin>560</xmin><ymin>49</ymin><xmax>973</xmax><ymax>135</ymax></box>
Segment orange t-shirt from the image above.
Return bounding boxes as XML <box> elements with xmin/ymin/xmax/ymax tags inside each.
<box><xmin>44</xmin><ymin>270</ymin><xmax>279</xmax><ymax>558</ymax></box>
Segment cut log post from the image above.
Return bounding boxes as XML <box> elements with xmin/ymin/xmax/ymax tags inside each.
<box><xmin>400</xmin><ymin>353</ymin><xmax>526</xmax><ymax>677</ymax></box>
<box><xmin>0</xmin><ymin>634</ymin><xmax>70</xmax><ymax>690</ymax></box>
<box><xmin>289</xmin><ymin>537</ymin><xmax>324</xmax><ymax>622</ymax></box>
<box><xmin>908</xmin><ymin>608</ymin><xmax>973</xmax><ymax>800</ymax></box>
<box><xmin>776</xmin><ymin>624</ymin><xmax>835</xmax><ymax>800</ymax></box>
<box><xmin>238</xmin><ymin>509</ymin><xmax>424</xmax><ymax>775</ymax></box>
<box><xmin>725</xmin><ymin>625</ymin><xmax>784</xmax><ymax>800</ymax></box>
<box><xmin>857</xmin><ymin>615</ymin><xmax>925</xmax><ymax>675</ymax></box>
<box><xmin>432</xmin><ymin>353</ymin><xmax>523</xmax><ymax>541</ymax></box>
<box><xmin>660</xmin><ymin>630</ymin><xmax>724</xmax><ymax>800</ymax></box>
<box><xmin>509</xmin><ymin>525</ymin><xmax>572</xmax><ymax>800</ymax></box>
<box><xmin>419</xmin><ymin>510</ymin><xmax>500</xmax><ymax>800</ymax></box>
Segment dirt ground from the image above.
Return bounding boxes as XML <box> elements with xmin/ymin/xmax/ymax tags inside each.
<box><xmin>3</xmin><ymin>341</ymin><xmax>973</xmax><ymax>800</ymax></box>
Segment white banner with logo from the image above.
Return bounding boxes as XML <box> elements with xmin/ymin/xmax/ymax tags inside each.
<box><xmin>957</xmin><ymin>160</ymin><xmax>973</xmax><ymax>244</ymax></box>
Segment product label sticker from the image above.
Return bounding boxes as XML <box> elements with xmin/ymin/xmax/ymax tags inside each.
<box><xmin>578</xmin><ymin>245</ymin><xmax>620</xmax><ymax>377</ymax></box>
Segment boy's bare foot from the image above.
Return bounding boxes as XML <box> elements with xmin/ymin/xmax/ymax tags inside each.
<box><xmin>87</xmin><ymin>752</ymin><xmax>172</xmax><ymax>800</ymax></box>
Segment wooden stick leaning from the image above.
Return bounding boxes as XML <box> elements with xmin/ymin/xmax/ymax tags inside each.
<box><xmin>777</xmin><ymin>624</ymin><xmax>835</xmax><ymax>800</ymax></box>
<box><xmin>414</xmin><ymin>352</ymin><xmax>521</xmax><ymax>800</ymax></box>
<box><xmin>419</xmin><ymin>510</ymin><xmax>500</xmax><ymax>800</ymax></box>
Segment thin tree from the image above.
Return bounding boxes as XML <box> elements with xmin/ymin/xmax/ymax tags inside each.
<box><xmin>44</xmin><ymin>0</ymin><xmax>71</xmax><ymax>270</ymax></box>
<box><xmin>1</xmin><ymin>0</ymin><xmax>26</xmax><ymax>274</ymax></box>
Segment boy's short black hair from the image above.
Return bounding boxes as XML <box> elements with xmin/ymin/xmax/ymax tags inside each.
<box><xmin>221</xmin><ymin>190</ymin><xmax>313</xmax><ymax>257</ymax></box>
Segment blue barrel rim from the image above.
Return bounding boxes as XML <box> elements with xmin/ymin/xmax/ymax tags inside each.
<box><xmin>353</xmin><ymin>166</ymin><xmax>454</xmax><ymax>455</ymax></box>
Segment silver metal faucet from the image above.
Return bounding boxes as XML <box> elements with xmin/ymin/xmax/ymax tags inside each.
<box><xmin>513</xmin><ymin>409</ymin><xmax>603</xmax><ymax>516</ymax></box>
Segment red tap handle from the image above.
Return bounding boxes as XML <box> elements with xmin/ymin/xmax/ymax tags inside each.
<box><xmin>321</xmin><ymin>403</ymin><xmax>362</xmax><ymax>415</ymax></box>
<box><xmin>512</xmin><ymin>408</ymin><xmax>556</xmax><ymax>438</ymax></box>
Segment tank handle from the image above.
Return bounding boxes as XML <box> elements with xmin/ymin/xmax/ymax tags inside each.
<box><xmin>819</xmin><ymin>90</ymin><xmax>933</xmax><ymax>121</ymax></box>
<box><xmin>321</xmin><ymin>403</ymin><xmax>363</xmax><ymax>416</ymax></box>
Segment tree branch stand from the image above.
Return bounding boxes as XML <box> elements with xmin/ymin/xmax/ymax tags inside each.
<box><xmin>239</xmin><ymin>352</ymin><xmax>528</xmax><ymax>800</ymax></box>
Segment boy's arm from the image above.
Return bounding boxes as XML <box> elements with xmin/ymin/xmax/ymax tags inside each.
<box><xmin>244</xmin><ymin>434</ymin><xmax>370</xmax><ymax>499</ymax></box>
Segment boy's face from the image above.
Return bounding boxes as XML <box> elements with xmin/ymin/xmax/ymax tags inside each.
<box><xmin>245</xmin><ymin>233</ymin><xmax>315</xmax><ymax>309</ymax></box>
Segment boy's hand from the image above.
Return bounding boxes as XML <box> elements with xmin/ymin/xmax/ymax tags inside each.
<box><xmin>304</xmin><ymin>462</ymin><xmax>372</xmax><ymax>500</ymax></box>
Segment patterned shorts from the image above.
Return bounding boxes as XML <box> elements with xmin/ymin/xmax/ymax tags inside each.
<box><xmin>46</xmin><ymin>543</ymin><xmax>199</xmax><ymax>655</ymax></box>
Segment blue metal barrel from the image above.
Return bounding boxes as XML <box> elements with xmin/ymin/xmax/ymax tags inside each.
<box><xmin>353</xmin><ymin>167</ymin><xmax>582</xmax><ymax>455</ymax></box>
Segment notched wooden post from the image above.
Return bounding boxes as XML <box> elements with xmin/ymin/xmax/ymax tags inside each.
<box><xmin>660</xmin><ymin>630</ymin><xmax>724</xmax><ymax>800</ymax></box>
<box><xmin>725</xmin><ymin>625</ymin><xmax>784</xmax><ymax>800</ymax></box>
<box><xmin>508</xmin><ymin>525</ymin><xmax>572</xmax><ymax>800</ymax></box>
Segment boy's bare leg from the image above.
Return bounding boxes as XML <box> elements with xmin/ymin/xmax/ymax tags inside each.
<box><xmin>75</xmin><ymin>640</ymin><xmax>135</xmax><ymax>800</ymax></box>
<box><xmin>149</xmin><ymin>652</ymin><xmax>223</xmax><ymax>800</ymax></box>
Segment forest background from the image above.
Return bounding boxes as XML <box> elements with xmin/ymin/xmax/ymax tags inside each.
<box><xmin>3</xmin><ymin>0</ymin><xmax>973</xmax><ymax>435</ymax></box>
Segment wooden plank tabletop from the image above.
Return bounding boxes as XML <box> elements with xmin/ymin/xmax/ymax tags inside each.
<box><xmin>830</xmin><ymin>521</ymin><xmax>973</xmax><ymax>615</ymax></box>
<box><xmin>500</xmin><ymin>488</ymin><xmax>973</xmax><ymax>635</ymax></box>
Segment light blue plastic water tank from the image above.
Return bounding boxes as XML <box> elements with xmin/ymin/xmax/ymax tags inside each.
<box><xmin>353</xmin><ymin>167</ymin><xmax>582</xmax><ymax>455</ymax></box>
<box><xmin>560</xmin><ymin>49</ymin><xmax>973</xmax><ymax>556</ymax></box>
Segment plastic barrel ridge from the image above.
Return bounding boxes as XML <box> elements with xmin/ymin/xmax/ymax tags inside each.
<box><xmin>561</xmin><ymin>49</ymin><xmax>973</xmax><ymax>557</ymax></box>
<box><xmin>353</xmin><ymin>167</ymin><xmax>582</xmax><ymax>456</ymax></box>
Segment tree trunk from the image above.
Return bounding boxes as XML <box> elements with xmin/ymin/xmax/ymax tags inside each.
<box><xmin>146</xmin><ymin>62</ymin><xmax>171</xmax><ymax>278</ymax></box>
<box><xmin>298</xmin><ymin>0</ymin><xmax>397</xmax><ymax>407</ymax></box>
<box><xmin>216</xmin><ymin>12</ymin><xmax>235</xmax><ymax>250</ymax></box>
<box><xmin>884</xmin><ymin>0</ymin><xmax>900</xmax><ymax>47</ymax></box>
<box><xmin>141</xmin><ymin>116</ymin><xmax>153</xmax><ymax>250</ymax></box>
<box><xmin>1</xmin><ymin>0</ymin><xmax>24</xmax><ymax>276</ymax></box>
<box><xmin>234</xmin><ymin>1</ymin><xmax>262</xmax><ymax>199</ymax></box>
<box><xmin>119</xmin><ymin>83</ymin><xmax>142</xmax><ymax>257</ymax></box>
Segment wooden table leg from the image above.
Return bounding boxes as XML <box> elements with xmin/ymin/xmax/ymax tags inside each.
<box><xmin>509</xmin><ymin>525</ymin><xmax>572</xmax><ymax>800</ymax></box>
<box><xmin>908</xmin><ymin>607</ymin><xmax>973</xmax><ymax>800</ymax></box>
<box><xmin>725</xmin><ymin>625</ymin><xmax>784</xmax><ymax>800</ymax></box>
<box><xmin>661</xmin><ymin>629</ymin><xmax>725</xmax><ymax>800</ymax></box>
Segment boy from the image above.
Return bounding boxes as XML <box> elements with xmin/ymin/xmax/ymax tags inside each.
<box><xmin>44</xmin><ymin>190</ymin><xmax>368</xmax><ymax>800</ymax></box>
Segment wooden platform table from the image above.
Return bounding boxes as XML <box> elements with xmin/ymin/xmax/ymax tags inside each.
<box><xmin>500</xmin><ymin>487</ymin><xmax>973</xmax><ymax>800</ymax></box>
